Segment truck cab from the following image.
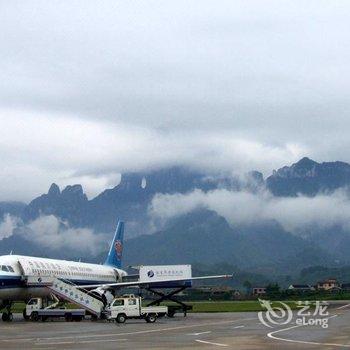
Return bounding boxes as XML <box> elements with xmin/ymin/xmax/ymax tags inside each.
<box><xmin>26</xmin><ymin>298</ymin><xmax>42</xmax><ymax>314</ymax></box>
<box><xmin>105</xmin><ymin>294</ymin><xmax>167</xmax><ymax>323</ymax></box>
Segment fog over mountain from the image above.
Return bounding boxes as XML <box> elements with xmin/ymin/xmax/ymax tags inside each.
<box><xmin>1</xmin><ymin>157</ymin><xmax>350</xmax><ymax>278</ymax></box>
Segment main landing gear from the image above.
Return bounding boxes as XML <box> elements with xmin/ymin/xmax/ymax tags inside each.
<box><xmin>1</xmin><ymin>301</ymin><xmax>13</xmax><ymax>322</ymax></box>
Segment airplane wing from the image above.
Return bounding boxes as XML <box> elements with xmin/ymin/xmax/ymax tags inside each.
<box><xmin>78</xmin><ymin>274</ymin><xmax>233</xmax><ymax>290</ymax></box>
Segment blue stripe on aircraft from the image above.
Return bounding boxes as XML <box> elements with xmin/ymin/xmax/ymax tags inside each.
<box><xmin>0</xmin><ymin>275</ymin><xmax>112</xmax><ymax>290</ymax></box>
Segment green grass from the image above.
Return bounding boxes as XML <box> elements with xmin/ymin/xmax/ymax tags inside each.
<box><xmin>12</xmin><ymin>302</ymin><xmax>26</xmax><ymax>313</ymax></box>
<box><xmin>10</xmin><ymin>300</ymin><xmax>318</xmax><ymax>314</ymax></box>
<box><xmin>162</xmin><ymin>300</ymin><xmax>300</xmax><ymax>313</ymax></box>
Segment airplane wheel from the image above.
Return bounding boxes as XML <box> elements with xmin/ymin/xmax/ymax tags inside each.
<box><xmin>116</xmin><ymin>314</ymin><xmax>126</xmax><ymax>323</ymax></box>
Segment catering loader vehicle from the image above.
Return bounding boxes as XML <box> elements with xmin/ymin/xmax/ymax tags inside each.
<box><xmin>105</xmin><ymin>295</ymin><xmax>167</xmax><ymax>323</ymax></box>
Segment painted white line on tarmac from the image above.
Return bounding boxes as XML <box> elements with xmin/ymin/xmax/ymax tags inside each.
<box><xmin>336</xmin><ymin>303</ymin><xmax>350</xmax><ymax>310</ymax></box>
<box><xmin>36</xmin><ymin>338</ymin><xmax>128</xmax><ymax>346</ymax></box>
<box><xmin>0</xmin><ymin>317</ymin><xmax>257</xmax><ymax>343</ymax></box>
<box><xmin>195</xmin><ymin>339</ymin><xmax>228</xmax><ymax>347</ymax></box>
<box><xmin>233</xmin><ymin>325</ymin><xmax>244</xmax><ymax>329</ymax></box>
<box><xmin>188</xmin><ymin>331</ymin><xmax>212</xmax><ymax>336</ymax></box>
<box><xmin>267</xmin><ymin>315</ymin><xmax>350</xmax><ymax>348</ymax></box>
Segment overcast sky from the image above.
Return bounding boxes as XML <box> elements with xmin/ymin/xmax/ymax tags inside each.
<box><xmin>1</xmin><ymin>0</ymin><xmax>350</xmax><ymax>201</ymax></box>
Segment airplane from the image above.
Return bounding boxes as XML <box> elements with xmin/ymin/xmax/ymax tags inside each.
<box><xmin>0</xmin><ymin>220</ymin><xmax>231</xmax><ymax>321</ymax></box>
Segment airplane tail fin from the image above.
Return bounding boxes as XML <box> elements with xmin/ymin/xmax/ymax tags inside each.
<box><xmin>104</xmin><ymin>220</ymin><xmax>124</xmax><ymax>269</ymax></box>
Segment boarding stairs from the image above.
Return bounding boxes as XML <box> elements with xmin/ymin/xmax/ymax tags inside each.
<box><xmin>26</xmin><ymin>276</ymin><xmax>105</xmax><ymax>317</ymax></box>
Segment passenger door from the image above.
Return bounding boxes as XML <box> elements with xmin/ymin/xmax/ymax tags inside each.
<box><xmin>126</xmin><ymin>298</ymin><xmax>139</xmax><ymax>317</ymax></box>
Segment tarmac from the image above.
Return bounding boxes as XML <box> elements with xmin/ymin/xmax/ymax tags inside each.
<box><xmin>0</xmin><ymin>302</ymin><xmax>350</xmax><ymax>349</ymax></box>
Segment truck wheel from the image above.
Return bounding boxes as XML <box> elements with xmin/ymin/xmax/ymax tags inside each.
<box><xmin>167</xmin><ymin>310</ymin><xmax>175</xmax><ymax>318</ymax></box>
<box><xmin>146</xmin><ymin>314</ymin><xmax>157</xmax><ymax>323</ymax></box>
<box><xmin>30</xmin><ymin>312</ymin><xmax>39</xmax><ymax>322</ymax></box>
<box><xmin>2</xmin><ymin>313</ymin><xmax>13</xmax><ymax>322</ymax></box>
<box><xmin>23</xmin><ymin>309</ymin><xmax>29</xmax><ymax>321</ymax></box>
<box><xmin>116</xmin><ymin>314</ymin><xmax>126</xmax><ymax>324</ymax></box>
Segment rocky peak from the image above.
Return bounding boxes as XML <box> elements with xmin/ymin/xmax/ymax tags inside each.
<box><xmin>118</xmin><ymin>173</ymin><xmax>144</xmax><ymax>191</ymax></box>
<box><xmin>61</xmin><ymin>184</ymin><xmax>87</xmax><ymax>201</ymax></box>
<box><xmin>48</xmin><ymin>183</ymin><xmax>60</xmax><ymax>197</ymax></box>
<box><xmin>272</xmin><ymin>157</ymin><xmax>318</xmax><ymax>179</ymax></box>
<box><xmin>294</xmin><ymin>157</ymin><xmax>318</xmax><ymax>170</ymax></box>
<box><xmin>267</xmin><ymin>157</ymin><xmax>350</xmax><ymax>197</ymax></box>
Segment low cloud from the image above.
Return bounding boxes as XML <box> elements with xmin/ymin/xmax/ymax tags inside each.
<box><xmin>0</xmin><ymin>110</ymin><xmax>305</xmax><ymax>201</ymax></box>
<box><xmin>149</xmin><ymin>188</ymin><xmax>350</xmax><ymax>234</ymax></box>
<box><xmin>1</xmin><ymin>1</ymin><xmax>350</xmax><ymax>201</ymax></box>
<box><xmin>0</xmin><ymin>214</ymin><xmax>20</xmax><ymax>240</ymax></box>
<box><xmin>0</xmin><ymin>214</ymin><xmax>108</xmax><ymax>255</ymax></box>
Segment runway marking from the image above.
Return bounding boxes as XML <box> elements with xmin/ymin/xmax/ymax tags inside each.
<box><xmin>195</xmin><ymin>339</ymin><xmax>228</xmax><ymax>347</ymax></box>
<box><xmin>233</xmin><ymin>325</ymin><xmax>244</xmax><ymax>329</ymax></box>
<box><xmin>188</xmin><ymin>331</ymin><xmax>211</xmax><ymax>336</ymax></box>
<box><xmin>0</xmin><ymin>317</ymin><xmax>257</xmax><ymax>343</ymax></box>
<box><xmin>267</xmin><ymin>315</ymin><xmax>350</xmax><ymax>348</ymax></box>
<box><xmin>36</xmin><ymin>338</ymin><xmax>128</xmax><ymax>346</ymax></box>
<box><xmin>336</xmin><ymin>303</ymin><xmax>350</xmax><ymax>310</ymax></box>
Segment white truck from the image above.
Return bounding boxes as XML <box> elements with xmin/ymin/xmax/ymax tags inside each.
<box><xmin>25</xmin><ymin>298</ymin><xmax>86</xmax><ymax>322</ymax></box>
<box><xmin>105</xmin><ymin>294</ymin><xmax>168</xmax><ymax>323</ymax></box>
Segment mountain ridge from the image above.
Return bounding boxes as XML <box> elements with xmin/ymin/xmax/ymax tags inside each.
<box><xmin>1</xmin><ymin>157</ymin><xmax>350</xmax><ymax>278</ymax></box>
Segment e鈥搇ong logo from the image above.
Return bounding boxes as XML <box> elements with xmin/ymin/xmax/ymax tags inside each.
<box><xmin>258</xmin><ymin>299</ymin><xmax>330</xmax><ymax>329</ymax></box>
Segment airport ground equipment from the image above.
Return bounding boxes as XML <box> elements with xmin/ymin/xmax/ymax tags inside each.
<box><xmin>142</xmin><ymin>286</ymin><xmax>192</xmax><ymax>317</ymax></box>
<box><xmin>137</xmin><ymin>264</ymin><xmax>193</xmax><ymax>316</ymax></box>
<box><xmin>46</xmin><ymin>278</ymin><xmax>105</xmax><ymax>318</ymax></box>
<box><xmin>25</xmin><ymin>276</ymin><xmax>106</xmax><ymax>318</ymax></box>
<box><xmin>105</xmin><ymin>294</ymin><xmax>167</xmax><ymax>323</ymax></box>
<box><xmin>25</xmin><ymin>298</ymin><xmax>86</xmax><ymax>322</ymax></box>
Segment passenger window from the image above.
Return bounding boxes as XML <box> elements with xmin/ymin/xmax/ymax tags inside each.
<box><xmin>7</xmin><ymin>266</ymin><xmax>14</xmax><ymax>272</ymax></box>
<box><xmin>128</xmin><ymin>299</ymin><xmax>137</xmax><ymax>305</ymax></box>
<box><xmin>1</xmin><ymin>266</ymin><xmax>9</xmax><ymax>272</ymax></box>
<box><xmin>113</xmin><ymin>299</ymin><xmax>124</xmax><ymax>306</ymax></box>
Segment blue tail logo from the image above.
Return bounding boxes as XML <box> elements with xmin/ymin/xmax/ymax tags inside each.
<box><xmin>104</xmin><ymin>221</ymin><xmax>124</xmax><ymax>268</ymax></box>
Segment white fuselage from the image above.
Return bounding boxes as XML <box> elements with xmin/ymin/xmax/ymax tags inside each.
<box><xmin>0</xmin><ymin>254</ymin><xmax>127</xmax><ymax>303</ymax></box>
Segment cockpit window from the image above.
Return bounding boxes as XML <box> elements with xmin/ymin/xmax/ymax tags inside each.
<box><xmin>7</xmin><ymin>266</ymin><xmax>14</xmax><ymax>272</ymax></box>
<box><xmin>1</xmin><ymin>266</ymin><xmax>9</xmax><ymax>272</ymax></box>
